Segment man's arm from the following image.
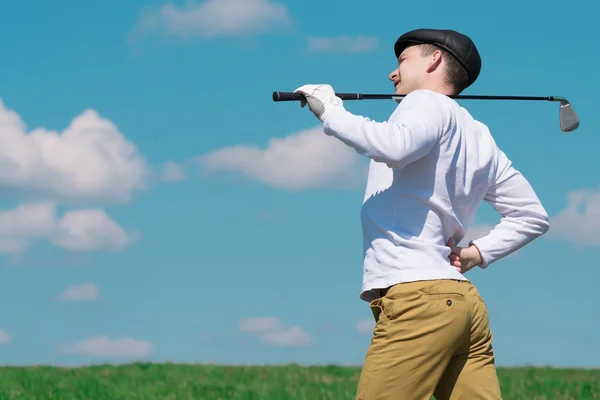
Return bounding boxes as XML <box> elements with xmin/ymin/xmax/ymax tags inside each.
<box><xmin>470</xmin><ymin>148</ymin><xmax>550</xmax><ymax>268</ymax></box>
<box><xmin>295</xmin><ymin>85</ymin><xmax>448</xmax><ymax>169</ymax></box>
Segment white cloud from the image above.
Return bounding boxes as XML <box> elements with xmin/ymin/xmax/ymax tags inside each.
<box><xmin>238</xmin><ymin>317</ymin><xmax>282</xmax><ymax>332</ymax></box>
<box><xmin>131</xmin><ymin>0</ymin><xmax>292</xmax><ymax>41</ymax></box>
<box><xmin>322</xmin><ymin>322</ymin><xmax>339</xmax><ymax>332</ymax></box>
<box><xmin>547</xmin><ymin>187</ymin><xmax>600</xmax><ymax>247</ymax></box>
<box><xmin>160</xmin><ymin>161</ymin><xmax>188</xmax><ymax>182</ymax></box>
<box><xmin>356</xmin><ymin>318</ymin><xmax>375</xmax><ymax>334</ymax></box>
<box><xmin>0</xmin><ymin>202</ymin><xmax>134</xmax><ymax>254</ymax></box>
<box><xmin>238</xmin><ymin>317</ymin><xmax>314</xmax><ymax>347</ymax></box>
<box><xmin>260</xmin><ymin>326</ymin><xmax>314</xmax><ymax>347</ymax></box>
<box><xmin>56</xmin><ymin>283</ymin><xmax>100</xmax><ymax>302</ymax></box>
<box><xmin>195</xmin><ymin>126</ymin><xmax>367</xmax><ymax>191</ymax></box>
<box><xmin>0</xmin><ymin>202</ymin><xmax>55</xmax><ymax>253</ymax></box>
<box><xmin>0</xmin><ymin>100</ymin><xmax>148</xmax><ymax>204</ymax></box>
<box><xmin>60</xmin><ymin>336</ymin><xmax>155</xmax><ymax>358</ymax></box>
<box><xmin>52</xmin><ymin>208</ymin><xmax>134</xmax><ymax>252</ymax></box>
<box><xmin>307</xmin><ymin>35</ymin><xmax>379</xmax><ymax>54</ymax></box>
<box><xmin>0</xmin><ymin>329</ymin><xmax>11</xmax><ymax>344</ymax></box>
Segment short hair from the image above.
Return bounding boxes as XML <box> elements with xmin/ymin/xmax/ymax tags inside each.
<box><xmin>418</xmin><ymin>44</ymin><xmax>469</xmax><ymax>94</ymax></box>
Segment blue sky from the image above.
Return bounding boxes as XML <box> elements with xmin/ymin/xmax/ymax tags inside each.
<box><xmin>0</xmin><ymin>0</ymin><xmax>598</xmax><ymax>368</ymax></box>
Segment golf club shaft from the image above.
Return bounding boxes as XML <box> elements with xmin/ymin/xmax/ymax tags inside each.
<box><xmin>272</xmin><ymin>91</ymin><xmax>560</xmax><ymax>102</ymax></box>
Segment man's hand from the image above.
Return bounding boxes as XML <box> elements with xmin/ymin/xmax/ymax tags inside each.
<box><xmin>446</xmin><ymin>238</ymin><xmax>483</xmax><ymax>274</ymax></box>
<box><xmin>294</xmin><ymin>84</ymin><xmax>344</xmax><ymax>122</ymax></box>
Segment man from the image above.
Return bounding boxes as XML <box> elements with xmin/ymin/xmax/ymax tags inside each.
<box><xmin>294</xmin><ymin>29</ymin><xmax>550</xmax><ymax>399</ymax></box>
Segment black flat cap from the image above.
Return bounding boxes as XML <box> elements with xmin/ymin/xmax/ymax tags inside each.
<box><xmin>394</xmin><ymin>28</ymin><xmax>482</xmax><ymax>88</ymax></box>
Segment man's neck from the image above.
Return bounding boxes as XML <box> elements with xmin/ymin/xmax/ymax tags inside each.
<box><xmin>419</xmin><ymin>81</ymin><xmax>455</xmax><ymax>96</ymax></box>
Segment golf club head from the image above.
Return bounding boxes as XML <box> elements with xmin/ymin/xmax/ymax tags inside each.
<box><xmin>557</xmin><ymin>98</ymin><xmax>580</xmax><ymax>133</ymax></box>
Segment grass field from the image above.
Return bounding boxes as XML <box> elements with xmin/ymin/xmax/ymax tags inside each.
<box><xmin>0</xmin><ymin>362</ymin><xmax>598</xmax><ymax>399</ymax></box>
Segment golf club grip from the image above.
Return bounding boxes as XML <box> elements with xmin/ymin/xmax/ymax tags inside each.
<box><xmin>272</xmin><ymin>91</ymin><xmax>363</xmax><ymax>102</ymax></box>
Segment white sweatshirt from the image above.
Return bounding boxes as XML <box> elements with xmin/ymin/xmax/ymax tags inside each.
<box><xmin>321</xmin><ymin>89</ymin><xmax>550</xmax><ymax>302</ymax></box>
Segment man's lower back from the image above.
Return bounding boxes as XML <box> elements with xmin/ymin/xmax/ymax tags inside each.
<box><xmin>359</xmin><ymin>235</ymin><xmax>466</xmax><ymax>302</ymax></box>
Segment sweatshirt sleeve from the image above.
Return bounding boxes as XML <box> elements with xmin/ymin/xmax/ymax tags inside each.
<box><xmin>320</xmin><ymin>90</ymin><xmax>448</xmax><ymax>169</ymax></box>
<box><xmin>470</xmin><ymin>147</ymin><xmax>550</xmax><ymax>268</ymax></box>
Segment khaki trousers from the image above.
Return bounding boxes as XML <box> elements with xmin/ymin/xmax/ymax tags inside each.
<box><xmin>356</xmin><ymin>279</ymin><xmax>502</xmax><ymax>400</ymax></box>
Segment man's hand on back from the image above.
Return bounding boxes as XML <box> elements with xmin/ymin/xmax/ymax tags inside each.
<box><xmin>446</xmin><ymin>238</ymin><xmax>483</xmax><ymax>274</ymax></box>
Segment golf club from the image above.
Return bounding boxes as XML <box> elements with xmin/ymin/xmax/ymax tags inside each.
<box><xmin>272</xmin><ymin>91</ymin><xmax>580</xmax><ymax>133</ymax></box>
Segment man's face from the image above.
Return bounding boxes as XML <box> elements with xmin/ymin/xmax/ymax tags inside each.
<box><xmin>388</xmin><ymin>45</ymin><xmax>432</xmax><ymax>95</ymax></box>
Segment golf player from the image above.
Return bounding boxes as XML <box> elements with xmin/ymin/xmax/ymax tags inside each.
<box><xmin>294</xmin><ymin>29</ymin><xmax>550</xmax><ymax>399</ymax></box>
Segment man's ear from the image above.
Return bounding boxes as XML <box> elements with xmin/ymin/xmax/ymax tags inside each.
<box><xmin>426</xmin><ymin>50</ymin><xmax>443</xmax><ymax>73</ymax></box>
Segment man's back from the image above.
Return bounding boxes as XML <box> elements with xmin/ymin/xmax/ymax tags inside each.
<box><xmin>357</xmin><ymin>89</ymin><xmax>549</xmax><ymax>301</ymax></box>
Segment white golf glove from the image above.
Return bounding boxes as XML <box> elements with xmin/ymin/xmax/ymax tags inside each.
<box><xmin>294</xmin><ymin>84</ymin><xmax>344</xmax><ymax>122</ymax></box>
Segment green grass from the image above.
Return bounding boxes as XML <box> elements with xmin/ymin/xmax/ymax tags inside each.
<box><xmin>0</xmin><ymin>363</ymin><xmax>598</xmax><ymax>399</ymax></box>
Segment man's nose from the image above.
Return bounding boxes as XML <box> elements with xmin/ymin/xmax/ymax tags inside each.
<box><xmin>389</xmin><ymin>69</ymin><xmax>399</xmax><ymax>81</ymax></box>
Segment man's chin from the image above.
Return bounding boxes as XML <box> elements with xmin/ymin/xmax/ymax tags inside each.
<box><xmin>395</xmin><ymin>86</ymin><xmax>411</xmax><ymax>95</ymax></box>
